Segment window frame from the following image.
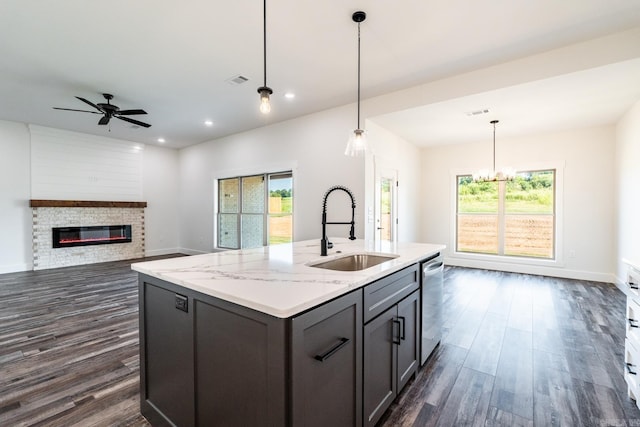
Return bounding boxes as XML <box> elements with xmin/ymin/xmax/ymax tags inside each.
<box><xmin>215</xmin><ymin>170</ymin><xmax>293</xmax><ymax>250</ymax></box>
<box><xmin>449</xmin><ymin>161</ymin><xmax>564</xmax><ymax>267</ymax></box>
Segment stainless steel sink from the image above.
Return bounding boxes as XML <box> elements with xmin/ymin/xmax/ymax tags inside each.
<box><xmin>309</xmin><ymin>253</ymin><xmax>398</xmax><ymax>271</ymax></box>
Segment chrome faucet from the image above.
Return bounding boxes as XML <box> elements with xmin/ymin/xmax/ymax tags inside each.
<box><xmin>321</xmin><ymin>185</ymin><xmax>356</xmax><ymax>256</ymax></box>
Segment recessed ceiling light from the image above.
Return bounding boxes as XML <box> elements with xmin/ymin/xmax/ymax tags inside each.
<box><xmin>204</xmin><ymin>120</ymin><xmax>214</xmax><ymax>127</ymax></box>
<box><xmin>284</xmin><ymin>92</ymin><xmax>295</xmax><ymax>99</ymax></box>
<box><xmin>157</xmin><ymin>138</ymin><xmax>166</xmax><ymax>143</ymax></box>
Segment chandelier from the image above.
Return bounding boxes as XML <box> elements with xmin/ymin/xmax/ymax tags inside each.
<box><xmin>472</xmin><ymin>120</ymin><xmax>515</xmax><ymax>182</ymax></box>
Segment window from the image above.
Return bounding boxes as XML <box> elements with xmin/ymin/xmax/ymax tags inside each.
<box><xmin>456</xmin><ymin>170</ymin><xmax>555</xmax><ymax>259</ymax></box>
<box><xmin>218</xmin><ymin>172</ymin><xmax>293</xmax><ymax>249</ymax></box>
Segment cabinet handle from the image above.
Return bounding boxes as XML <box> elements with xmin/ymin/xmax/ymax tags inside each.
<box><xmin>398</xmin><ymin>316</ymin><xmax>406</xmax><ymax>340</ymax></box>
<box><xmin>629</xmin><ymin>318</ymin><xmax>639</xmax><ymax>328</ymax></box>
<box><xmin>392</xmin><ymin>320</ymin><xmax>401</xmax><ymax>345</ymax></box>
<box><xmin>629</xmin><ymin>282</ymin><xmax>639</xmax><ymax>290</ymax></box>
<box><xmin>627</xmin><ymin>362</ymin><xmax>637</xmax><ymax>375</ymax></box>
<box><xmin>314</xmin><ymin>338</ymin><xmax>350</xmax><ymax>362</ymax></box>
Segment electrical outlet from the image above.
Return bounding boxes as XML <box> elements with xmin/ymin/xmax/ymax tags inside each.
<box><xmin>569</xmin><ymin>250</ymin><xmax>576</xmax><ymax>258</ymax></box>
<box><xmin>175</xmin><ymin>294</ymin><xmax>188</xmax><ymax>312</ymax></box>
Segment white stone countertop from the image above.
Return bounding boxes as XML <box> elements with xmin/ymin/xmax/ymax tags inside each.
<box><xmin>131</xmin><ymin>238</ymin><xmax>445</xmax><ymax>318</ymax></box>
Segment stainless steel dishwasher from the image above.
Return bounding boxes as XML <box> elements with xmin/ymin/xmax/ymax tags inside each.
<box><xmin>420</xmin><ymin>252</ymin><xmax>443</xmax><ymax>365</ymax></box>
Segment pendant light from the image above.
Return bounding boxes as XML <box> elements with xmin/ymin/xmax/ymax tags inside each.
<box><xmin>472</xmin><ymin>120</ymin><xmax>515</xmax><ymax>182</ymax></box>
<box><xmin>345</xmin><ymin>11</ymin><xmax>368</xmax><ymax>157</ymax></box>
<box><xmin>257</xmin><ymin>0</ymin><xmax>273</xmax><ymax>114</ymax></box>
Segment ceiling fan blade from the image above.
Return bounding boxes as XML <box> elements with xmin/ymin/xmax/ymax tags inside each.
<box><xmin>53</xmin><ymin>107</ymin><xmax>101</xmax><ymax>114</ymax></box>
<box><xmin>76</xmin><ymin>96</ymin><xmax>103</xmax><ymax>112</ymax></box>
<box><xmin>116</xmin><ymin>115</ymin><xmax>151</xmax><ymax>128</ymax></box>
<box><xmin>117</xmin><ymin>109</ymin><xmax>147</xmax><ymax>115</ymax></box>
<box><xmin>98</xmin><ymin>115</ymin><xmax>111</xmax><ymax>125</ymax></box>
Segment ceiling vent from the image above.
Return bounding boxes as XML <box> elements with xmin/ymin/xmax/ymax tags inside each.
<box><xmin>226</xmin><ymin>75</ymin><xmax>249</xmax><ymax>85</ymax></box>
<box><xmin>465</xmin><ymin>109</ymin><xmax>490</xmax><ymax>117</ymax></box>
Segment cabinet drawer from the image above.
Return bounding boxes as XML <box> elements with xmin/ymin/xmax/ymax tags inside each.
<box><xmin>363</xmin><ymin>264</ymin><xmax>418</xmax><ymax>324</ymax></box>
<box><xmin>629</xmin><ymin>267</ymin><xmax>640</xmax><ymax>299</ymax></box>
<box><xmin>628</xmin><ymin>298</ymin><xmax>640</xmax><ymax>349</ymax></box>
<box><xmin>626</xmin><ymin>338</ymin><xmax>640</xmax><ymax>400</ymax></box>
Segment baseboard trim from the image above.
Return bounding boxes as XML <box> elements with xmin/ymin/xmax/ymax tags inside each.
<box><xmin>444</xmin><ymin>257</ymin><xmax>615</xmax><ymax>283</ymax></box>
<box><xmin>177</xmin><ymin>247</ymin><xmax>210</xmax><ymax>256</ymax></box>
<box><xmin>145</xmin><ymin>248</ymin><xmax>182</xmax><ymax>257</ymax></box>
<box><xmin>0</xmin><ymin>262</ymin><xmax>33</xmax><ymax>274</ymax></box>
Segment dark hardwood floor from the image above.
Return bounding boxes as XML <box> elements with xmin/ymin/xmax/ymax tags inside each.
<box><xmin>1</xmin><ymin>260</ymin><xmax>638</xmax><ymax>426</ymax></box>
<box><xmin>380</xmin><ymin>267</ymin><xmax>640</xmax><ymax>427</ymax></box>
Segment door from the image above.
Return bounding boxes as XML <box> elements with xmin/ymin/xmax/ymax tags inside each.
<box><xmin>375</xmin><ymin>169</ymin><xmax>397</xmax><ymax>243</ymax></box>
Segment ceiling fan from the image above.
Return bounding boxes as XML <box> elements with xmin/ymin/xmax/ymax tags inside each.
<box><xmin>53</xmin><ymin>93</ymin><xmax>151</xmax><ymax>128</ymax></box>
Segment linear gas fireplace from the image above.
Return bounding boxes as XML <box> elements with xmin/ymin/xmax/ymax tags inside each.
<box><xmin>52</xmin><ymin>225</ymin><xmax>132</xmax><ymax>248</ymax></box>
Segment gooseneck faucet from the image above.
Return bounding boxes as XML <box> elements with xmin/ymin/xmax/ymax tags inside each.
<box><xmin>321</xmin><ymin>185</ymin><xmax>356</xmax><ymax>256</ymax></box>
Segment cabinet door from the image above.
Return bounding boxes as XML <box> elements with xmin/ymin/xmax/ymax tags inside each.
<box><xmin>291</xmin><ymin>290</ymin><xmax>363</xmax><ymax>427</ymax></box>
<box><xmin>195</xmin><ymin>299</ymin><xmax>286</xmax><ymax>427</ymax></box>
<box><xmin>363</xmin><ymin>306</ymin><xmax>397</xmax><ymax>427</ymax></box>
<box><xmin>397</xmin><ymin>291</ymin><xmax>419</xmax><ymax>392</ymax></box>
<box><xmin>140</xmin><ymin>282</ymin><xmax>195</xmax><ymax>427</ymax></box>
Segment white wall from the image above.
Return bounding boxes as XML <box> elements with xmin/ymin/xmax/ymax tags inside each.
<box><xmin>364</xmin><ymin>121</ymin><xmax>423</xmax><ymax>243</ymax></box>
<box><xmin>0</xmin><ymin>120</ymin><xmax>32</xmax><ymax>273</ymax></box>
<box><xmin>143</xmin><ymin>144</ymin><xmax>180</xmax><ymax>256</ymax></box>
<box><xmin>177</xmin><ymin>105</ymin><xmax>366</xmax><ymax>254</ymax></box>
<box><xmin>421</xmin><ymin>125</ymin><xmax>616</xmax><ymax>281</ymax></box>
<box><xmin>30</xmin><ymin>125</ymin><xmax>143</xmax><ymax>201</ymax></box>
<box><xmin>615</xmin><ymin>101</ymin><xmax>640</xmax><ymax>283</ymax></box>
<box><xmin>0</xmin><ymin>120</ymin><xmax>180</xmax><ymax>272</ymax></box>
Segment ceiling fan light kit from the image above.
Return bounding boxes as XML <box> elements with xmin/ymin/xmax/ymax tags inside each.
<box><xmin>53</xmin><ymin>93</ymin><xmax>151</xmax><ymax>128</ymax></box>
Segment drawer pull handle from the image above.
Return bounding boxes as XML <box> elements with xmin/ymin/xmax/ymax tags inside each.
<box><xmin>630</xmin><ymin>319</ymin><xmax>639</xmax><ymax>328</ymax></box>
<box><xmin>398</xmin><ymin>316</ymin><xmax>406</xmax><ymax>340</ymax></box>
<box><xmin>627</xmin><ymin>362</ymin><xmax>637</xmax><ymax>376</ymax></box>
<box><xmin>629</xmin><ymin>282</ymin><xmax>639</xmax><ymax>290</ymax></box>
<box><xmin>392</xmin><ymin>320</ymin><xmax>402</xmax><ymax>345</ymax></box>
<box><xmin>314</xmin><ymin>338</ymin><xmax>349</xmax><ymax>362</ymax></box>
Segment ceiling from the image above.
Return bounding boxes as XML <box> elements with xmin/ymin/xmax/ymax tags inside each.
<box><xmin>1</xmin><ymin>1</ymin><xmax>639</xmax><ymax>149</ymax></box>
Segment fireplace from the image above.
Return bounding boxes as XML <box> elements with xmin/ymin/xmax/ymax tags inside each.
<box><xmin>52</xmin><ymin>225</ymin><xmax>132</xmax><ymax>248</ymax></box>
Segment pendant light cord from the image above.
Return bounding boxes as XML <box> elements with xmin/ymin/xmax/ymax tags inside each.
<box><xmin>357</xmin><ymin>21</ymin><xmax>361</xmax><ymax>129</ymax></box>
<box><xmin>493</xmin><ymin>120</ymin><xmax>496</xmax><ymax>172</ymax></box>
<box><xmin>263</xmin><ymin>0</ymin><xmax>267</xmax><ymax>87</ymax></box>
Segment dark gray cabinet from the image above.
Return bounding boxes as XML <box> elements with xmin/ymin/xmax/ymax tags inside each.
<box><xmin>194</xmin><ymin>299</ymin><xmax>287</xmax><ymax>426</ymax></box>
<box><xmin>362</xmin><ymin>265</ymin><xmax>420</xmax><ymax>427</ymax></box>
<box><xmin>138</xmin><ymin>261</ymin><xmax>424</xmax><ymax>427</ymax></box>
<box><xmin>396</xmin><ymin>292</ymin><xmax>420</xmax><ymax>391</ymax></box>
<box><xmin>290</xmin><ymin>290</ymin><xmax>362</xmax><ymax>427</ymax></box>
<box><xmin>139</xmin><ymin>283</ymin><xmax>195</xmax><ymax>427</ymax></box>
<box><xmin>139</xmin><ymin>274</ymin><xmax>360</xmax><ymax>427</ymax></box>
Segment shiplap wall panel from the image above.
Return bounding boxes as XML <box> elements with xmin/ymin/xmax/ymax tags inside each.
<box><xmin>30</xmin><ymin>125</ymin><xmax>143</xmax><ymax>201</ymax></box>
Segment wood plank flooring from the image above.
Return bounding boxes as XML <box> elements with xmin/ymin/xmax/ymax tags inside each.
<box><xmin>380</xmin><ymin>267</ymin><xmax>640</xmax><ymax>427</ymax></box>
<box><xmin>1</xmin><ymin>260</ymin><xmax>639</xmax><ymax>426</ymax></box>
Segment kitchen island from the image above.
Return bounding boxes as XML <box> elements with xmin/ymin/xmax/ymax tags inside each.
<box><xmin>132</xmin><ymin>238</ymin><xmax>445</xmax><ymax>427</ymax></box>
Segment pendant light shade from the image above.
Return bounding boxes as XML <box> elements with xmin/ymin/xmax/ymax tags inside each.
<box><xmin>473</xmin><ymin>120</ymin><xmax>515</xmax><ymax>182</ymax></box>
<box><xmin>345</xmin><ymin>11</ymin><xmax>368</xmax><ymax>157</ymax></box>
<box><xmin>258</xmin><ymin>0</ymin><xmax>273</xmax><ymax>114</ymax></box>
<box><xmin>258</xmin><ymin>87</ymin><xmax>272</xmax><ymax>114</ymax></box>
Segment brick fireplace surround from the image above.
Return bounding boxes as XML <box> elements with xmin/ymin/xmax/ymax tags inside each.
<box><xmin>30</xmin><ymin>200</ymin><xmax>146</xmax><ymax>270</ymax></box>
